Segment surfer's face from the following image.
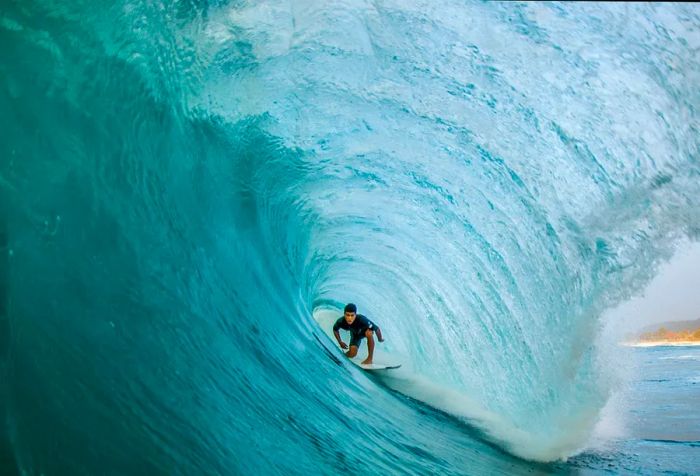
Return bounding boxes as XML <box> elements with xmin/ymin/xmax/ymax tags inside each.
<box><xmin>344</xmin><ymin>311</ymin><xmax>356</xmax><ymax>324</ymax></box>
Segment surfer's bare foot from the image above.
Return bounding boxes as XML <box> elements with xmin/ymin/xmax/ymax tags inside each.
<box><xmin>361</xmin><ymin>358</ymin><xmax>372</xmax><ymax>365</ymax></box>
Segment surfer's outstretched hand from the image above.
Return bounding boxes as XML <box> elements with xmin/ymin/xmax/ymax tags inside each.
<box><xmin>376</xmin><ymin>328</ymin><xmax>385</xmax><ymax>343</ymax></box>
<box><xmin>339</xmin><ymin>341</ymin><xmax>348</xmax><ymax>349</ymax></box>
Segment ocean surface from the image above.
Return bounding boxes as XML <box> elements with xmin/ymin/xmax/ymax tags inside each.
<box><xmin>1</xmin><ymin>1</ymin><xmax>699</xmax><ymax>475</ymax></box>
<box><xmin>564</xmin><ymin>345</ymin><xmax>700</xmax><ymax>475</ymax></box>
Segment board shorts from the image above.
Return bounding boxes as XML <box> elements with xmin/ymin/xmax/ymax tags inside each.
<box><xmin>349</xmin><ymin>328</ymin><xmax>372</xmax><ymax>348</ymax></box>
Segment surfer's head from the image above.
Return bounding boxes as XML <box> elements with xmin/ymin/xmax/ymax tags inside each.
<box><xmin>343</xmin><ymin>303</ymin><xmax>357</xmax><ymax>324</ymax></box>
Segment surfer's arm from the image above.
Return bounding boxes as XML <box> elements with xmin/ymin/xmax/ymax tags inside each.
<box><xmin>333</xmin><ymin>318</ymin><xmax>348</xmax><ymax>349</ymax></box>
<box><xmin>375</xmin><ymin>327</ymin><xmax>384</xmax><ymax>342</ymax></box>
<box><xmin>333</xmin><ymin>330</ymin><xmax>348</xmax><ymax>349</ymax></box>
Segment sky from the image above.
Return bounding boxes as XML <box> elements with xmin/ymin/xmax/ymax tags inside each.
<box><xmin>604</xmin><ymin>240</ymin><xmax>700</xmax><ymax>333</ymax></box>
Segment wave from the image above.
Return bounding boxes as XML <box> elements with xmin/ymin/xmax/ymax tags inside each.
<box><xmin>1</xmin><ymin>1</ymin><xmax>699</xmax><ymax>474</ymax></box>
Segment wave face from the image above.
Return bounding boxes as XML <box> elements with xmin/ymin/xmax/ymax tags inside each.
<box><xmin>1</xmin><ymin>1</ymin><xmax>699</xmax><ymax>473</ymax></box>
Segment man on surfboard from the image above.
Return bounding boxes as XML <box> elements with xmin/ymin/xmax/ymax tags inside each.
<box><xmin>333</xmin><ymin>303</ymin><xmax>384</xmax><ymax>365</ymax></box>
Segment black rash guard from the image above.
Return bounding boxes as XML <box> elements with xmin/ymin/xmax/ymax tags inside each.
<box><xmin>333</xmin><ymin>314</ymin><xmax>379</xmax><ymax>347</ymax></box>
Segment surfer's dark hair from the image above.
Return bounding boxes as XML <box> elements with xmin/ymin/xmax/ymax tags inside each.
<box><xmin>344</xmin><ymin>303</ymin><xmax>357</xmax><ymax>313</ymax></box>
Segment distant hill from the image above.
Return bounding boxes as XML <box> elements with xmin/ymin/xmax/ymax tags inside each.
<box><xmin>638</xmin><ymin>318</ymin><xmax>700</xmax><ymax>334</ymax></box>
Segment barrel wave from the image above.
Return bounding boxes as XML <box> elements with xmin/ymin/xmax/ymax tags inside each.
<box><xmin>1</xmin><ymin>1</ymin><xmax>699</xmax><ymax>474</ymax></box>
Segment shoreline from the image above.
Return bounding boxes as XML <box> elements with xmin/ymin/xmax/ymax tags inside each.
<box><xmin>620</xmin><ymin>341</ymin><xmax>700</xmax><ymax>348</ymax></box>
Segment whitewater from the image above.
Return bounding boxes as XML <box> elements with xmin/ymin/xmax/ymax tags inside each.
<box><xmin>1</xmin><ymin>1</ymin><xmax>699</xmax><ymax>474</ymax></box>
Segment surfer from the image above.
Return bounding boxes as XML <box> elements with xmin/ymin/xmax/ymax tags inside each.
<box><xmin>333</xmin><ymin>303</ymin><xmax>384</xmax><ymax>365</ymax></box>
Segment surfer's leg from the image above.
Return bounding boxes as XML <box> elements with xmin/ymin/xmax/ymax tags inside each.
<box><xmin>347</xmin><ymin>332</ymin><xmax>363</xmax><ymax>358</ymax></box>
<box><xmin>361</xmin><ymin>330</ymin><xmax>374</xmax><ymax>365</ymax></box>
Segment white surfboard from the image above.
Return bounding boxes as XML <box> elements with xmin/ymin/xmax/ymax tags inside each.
<box><xmin>339</xmin><ymin>342</ymin><xmax>402</xmax><ymax>370</ymax></box>
<box><xmin>352</xmin><ymin>361</ymin><xmax>402</xmax><ymax>371</ymax></box>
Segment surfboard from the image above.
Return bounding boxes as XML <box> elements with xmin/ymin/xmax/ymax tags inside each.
<box><xmin>353</xmin><ymin>361</ymin><xmax>402</xmax><ymax>371</ymax></box>
<box><xmin>340</xmin><ymin>344</ymin><xmax>402</xmax><ymax>370</ymax></box>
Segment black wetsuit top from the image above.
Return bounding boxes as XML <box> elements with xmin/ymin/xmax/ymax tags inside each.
<box><xmin>333</xmin><ymin>314</ymin><xmax>379</xmax><ymax>347</ymax></box>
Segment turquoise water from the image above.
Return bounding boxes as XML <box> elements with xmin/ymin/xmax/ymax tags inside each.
<box><xmin>1</xmin><ymin>1</ymin><xmax>699</xmax><ymax>474</ymax></box>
